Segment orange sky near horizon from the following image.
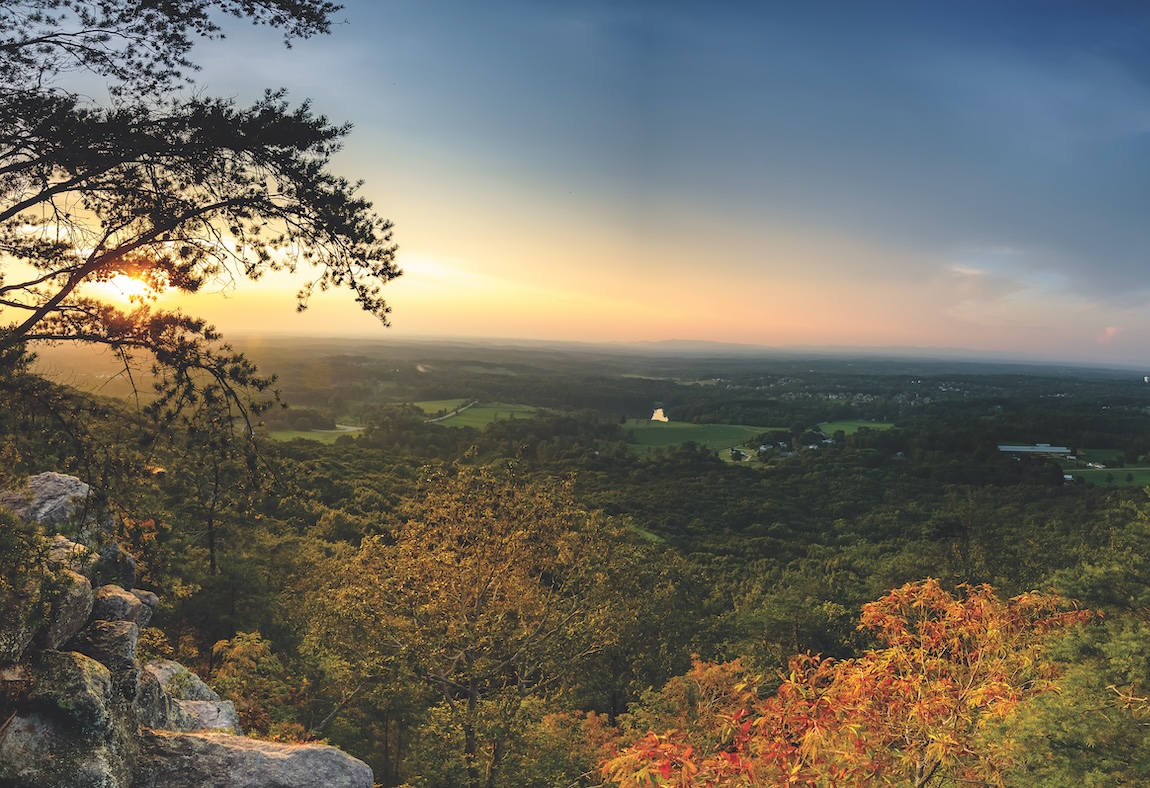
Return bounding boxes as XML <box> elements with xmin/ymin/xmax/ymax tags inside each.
<box><xmin>22</xmin><ymin>1</ymin><xmax>1150</xmax><ymax>368</ymax></box>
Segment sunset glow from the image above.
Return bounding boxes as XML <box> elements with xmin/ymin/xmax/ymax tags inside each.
<box><xmin>165</xmin><ymin>1</ymin><xmax>1150</xmax><ymax>366</ymax></box>
<box><xmin>91</xmin><ymin>273</ymin><xmax>161</xmax><ymax>304</ymax></box>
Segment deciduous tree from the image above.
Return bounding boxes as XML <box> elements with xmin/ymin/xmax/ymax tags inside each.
<box><xmin>605</xmin><ymin>580</ymin><xmax>1090</xmax><ymax>788</ymax></box>
<box><xmin>305</xmin><ymin>465</ymin><xmax>629</xmax><ymax>788</ymax></box>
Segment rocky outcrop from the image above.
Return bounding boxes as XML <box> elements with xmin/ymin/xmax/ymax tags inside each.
<box><xmin>1</xmin><ymin>566</ymin><xmax>94</xmax><ymax>663</ymax></box>
<box><xmin>137</xmin><ymin>659</ymin><xmax>241</xmax><ymax>735</ymax></box>
<box><xmin>70</xmin><ymin>620</ymin><xmax>140</xmax><ymax>699</ymax></box>
<box><xmin>135</xmin><ymin>730</ymin><xmax>375</xmax><ymax>788</ymax></box>
<box><xmin>41</xmin><ymin>569</ymin><xmax>95</xmax><ymax>650</ymax></box>
<box><xmin>1</xmin><ymin>474</ymin><xmax>375</xmax><ymax>788</ymax></box>
<box><xmin>0</xmin><ymin>580</ymin><xmax>44</xmax><ymax>664</ymax></box>
<box><xmin>0</xmin><ymin>472</ymin><xmax>95</xmax><ymax>526</ymax></box>
<box><xmin>2</xmin><ymin>651</ymin><xmax>137</xmax><ymax>788</ymax></box>
<box><xmin>47</xmin><ymin>534</ymin><xmax>96</xmax><ymax>575</ymax></box>
<box><xmin>1</xmin><ymin>595</ymin><xmax>373</xmax><ymax>788</ymax></box>
<box><xmin>92</xmin><ymin>585</ymin><xmax>151</xmax><ymax>629</ymax></box>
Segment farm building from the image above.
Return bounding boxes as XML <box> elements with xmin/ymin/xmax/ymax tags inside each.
<box><xmin>997</xmin><ymin>443</ymin><xmax>1072</xmax><ymax>458</ymax></box>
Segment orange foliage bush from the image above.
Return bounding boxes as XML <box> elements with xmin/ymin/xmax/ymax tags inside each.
<box><xmin>604</xmin><ymin>579</ymin><xmax>1091</xmax><ymax>788</ymax></box>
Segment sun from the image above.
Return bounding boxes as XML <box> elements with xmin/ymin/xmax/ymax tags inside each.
<box><xmin>94</xmin><ymin>273</ymin><xmax>158</xmax><ymax>303</ymax></box>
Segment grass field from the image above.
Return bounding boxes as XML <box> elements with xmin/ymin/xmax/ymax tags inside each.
<box><xmin>414</xmin><ymin>398</ymin><xmax>471</xmax><ymax>415</ymax></box>
<box><xmin>623</xmin><ymin>419</ymin><xmax>766</xmax><ymax>456</ymax></box>
<box><xmin>1053</xmin><ymin>446</ymin><xmax>1147</xmax><ymax>486</ymax></box>
<box><xmin>1064</xmin><ymin>468</ymin><xmax>1150</xmax><ymax>486</ymax></box>
<box><xmin>267</xmin><ymin>426</ymin><xmax>362</xmax><ymax>444</ymax></box>
<box><xmin>818</xmin><ymin>419</ymin><xmax>895</xmax><ymax>434</ymax></box>
<box><xmin>436</xmin><ymin>403</ymin><xmax>537</xmax><ymax>428</ymax></box>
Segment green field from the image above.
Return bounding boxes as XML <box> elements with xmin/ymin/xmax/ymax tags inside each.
<box><xmin>623</xmin><ymin>419</ymin><xmax>766</xmax><ymax>456</ymax></box>
<box><xmin>436</xmin><ymin>403</ymin><xmax>537</xmax><ymax>428</ymax></box>
<box><xmin>414</xmin><ymin>398</ymin><xmax>471</xmax><ymax>415</ymax></box>
<box><xmin>1064</xmin><ymin>468</ymin><xmax>1150</xmax><ymax>487</ymax></box>
<box><xmin>1055</xmin><ymin>447</ymin><xmax>1147</xmax><ymax>486</ymax></box>
<box><xmin>267</xmin><ymin>426</ymin><xmax>362</xmax><ymax>444</ymax></box>
<box><xmin>818</xmin><ymin>419</ymin><xmax>895</xmax><ymax>434</ymax></box>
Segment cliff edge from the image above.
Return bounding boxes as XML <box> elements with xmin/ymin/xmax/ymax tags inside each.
<box><xmin>0</xmin><ymin>473</ymin><xmax>373</xmax><ymax>788</ymax></box>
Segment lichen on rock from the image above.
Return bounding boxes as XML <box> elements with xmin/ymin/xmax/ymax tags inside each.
<box><xmin>136</xmin><ymin>729</ymin><xmax>375</xmax><ymax>788</ymax></box>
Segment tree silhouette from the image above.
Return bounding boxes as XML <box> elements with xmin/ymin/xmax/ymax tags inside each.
<box><xmin>0</xmin><ymin>1</ymin><xmax>398</xmax><ymax>427</ymax></box>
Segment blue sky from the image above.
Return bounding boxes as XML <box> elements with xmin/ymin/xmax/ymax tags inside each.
<box><xmin>183</xmin><ymin>0</ymin><xmax>1150</xmax><ymax>364</ymax></box>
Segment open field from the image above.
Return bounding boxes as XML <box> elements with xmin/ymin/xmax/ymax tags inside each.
<box><xmin>1064</xmin><ymin>468</ymin><xmax>1150</xmax><ymax>486</ymax></box>
<box><xmin>436</xmin><ymin>403</ymin><xmax>537</xmax><ymax>428</ymax></box>
<box><xmin>623</xmin><ymin>419</ymin><xmax>766</xmax><ymax>456</ymax></box>
<box><xmin>818</xmin><ymin>419</ymin><xmax>895</xmax><ymax>434</ymax></box>
<box><xmin>266</xmin><ymin>426</ymin><xmax>362</xmax><ymax>444</ymax></box>
<box><xmin>414</xmin><ymin>398</ymin><xmax>471</xmax><ymax>415</ymax></box>
<box><xmin>1053</xmin><ymin>447</ymin><xmax>1147</xmax><ymax>486</ymax></box>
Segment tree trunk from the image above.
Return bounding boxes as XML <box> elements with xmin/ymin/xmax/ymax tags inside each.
<box><xmin>464</xmin><ymin>681</ymin><xmax>481</xmax><ymax>788</ymax></box>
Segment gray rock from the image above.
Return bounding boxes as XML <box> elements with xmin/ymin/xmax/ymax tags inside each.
<box><xmin>70</xmin><ymin>621</ymin><xmax>139</xmax><ymax>699</ymax></box>
<box><xmin>0</xmin><ymin>472</ymin><xmax>94</xmax><ymax>526</ymax></box>
<box><xmin>135</xmin><ymin>665</ymin><xmax>242</xmax><ymax>734</ymax></box>
<box><xmin>141</xmin><ymin>659</ymin><xmax>221</xmax><ymax>702</ymax></box>
<box><xmin>2</xmin><ymin>652</ymin><xmax>137</xmax><ymax>788</ymax></box>
<box><xmin>42</xmin><ymin>569</ymin><xmax>94</xmax><ymax>650</ymax></box>
<box><xmin>46</xmin><ymin>534</ymin><xmax>96</xmax><ymax>574</ymax></box>
<box><xmin>91</xmin><ymin>585</ymin><xmax>147</xmax><ymax>627</ymax></box>
<box><xmin>130</xmin><ymin>589</ymin><xmax>159</xmax><ymax>627</ymax></box>
<box><xmin>174</xmin><ymin>699</ymin><xmax>242</xmax><ymax>734</ymax></box>
<box><xmin>136</xmin><ymin>730</ymin><xmax>374</xmax><ymax>788</ymax></box>
<box><xmin>0</xmin><ymin>578</ymin><xmax>43</xmax><ymax>664</ymax></box>
<box><xmin>28</xmin><ymin>650</ymin><xmax>114</xmax><ymax>732</ymax></box>
<box><xmin>135</xmin><ymin>667</ymin><xmax>202</xmax><ymax>733</ymax></box>
<box><xmin>0</xmin><ymin>711</ymin><xmax>134</xmax><ymax>788</ymax></box>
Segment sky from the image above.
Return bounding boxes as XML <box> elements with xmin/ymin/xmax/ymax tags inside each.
<box><xmin>153</xmin><ymin>0</ymin><xmax>1150</xmax><ymax>364</ymax></box>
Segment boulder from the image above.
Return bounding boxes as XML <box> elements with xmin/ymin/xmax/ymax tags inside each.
<box><xmin>91</xmin><ymin>585</ymin><xmax>147</xmax><ymax>627</ymax></box>
<box><xmin>173</xmin><ymin>699</ymin><xmax>242</xmax><ymax>734</ymax></box>
<box><xmin>130</xmin><ymin>589</ymin><xmax>159</xmax><ymax>626</ymax></box>
<box><xmin>0</xmin><ymin>472</ymin><xmax>94</xmax><ymax>526</ymax></box>
<box><xmin>136</xmin><ymin>730</ymin><xmax>374</xmax><ymax>788</ymax></box>
<box><xmin>69</xmin><ymin>621</ymin><xmax>139</xmax><ymax>699</ymax></box>
<box><xmin>2</xmin><ymin>568</ymin><xmax>94</xmax><ymax>663</ymax></box>
<box><xmin>28</xmin><ymin>650</ymin><xmax>114</xmax><ymax>732</ymax></box>
<box><xmin>0</xmin><ymin>582</ymin><xmax>42</xmax><ymax>664</ymax></box>
<box><xmin>46</xmin><ymin>534</ymin><xmax>95</xmax><ymax>575</ymax></box>
<box><xmin>0</xmin><ymin>711</ymin><xmax>134</xmax><ymax>788</ymax></box>
<box><xmin>42</xmin><ymin>570</ymin><xmax>94</xmax><ymax>650</ymax></box>
<box><xmin>1</xmin><ymin>652</ymin><xmax>137</xmax><ymax>788</ymax></box>
<box><xmin>142</xmin><ymin>659</ymin><xmax>221</xmax><ymax>701</ymax></box>
<box><xmin>136</xmin><ymin>662</ymin><xmax>242</xmax><ymax>735</ymax></box>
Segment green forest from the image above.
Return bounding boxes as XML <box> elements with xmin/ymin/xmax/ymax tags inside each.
<box><xmin>5</xmin><ymin>3</ymin><xmax>1150</xmax><ymax>786</ymax></box>
<box><xmin>8</xmin><ymin>337</ymin><xmax>1150</xmax><ymax>786</ymax></box>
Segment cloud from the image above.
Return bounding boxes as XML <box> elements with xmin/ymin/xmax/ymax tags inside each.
<box><xmin>945</xmin><ymin>266</ymin><xmax>1023</xmax><ymax>303</ymax></box>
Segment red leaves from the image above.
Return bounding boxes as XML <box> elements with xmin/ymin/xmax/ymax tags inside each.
<box><xmin>604</xmin><ymin>580</ymin><xmax>1092</xmax><ymax>787</ymax></box>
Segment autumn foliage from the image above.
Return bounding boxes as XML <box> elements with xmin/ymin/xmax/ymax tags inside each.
<box><xmin>604</xmin><ymin>579</ymin><xmax>1091</xmax><ymax>787</ymax></box>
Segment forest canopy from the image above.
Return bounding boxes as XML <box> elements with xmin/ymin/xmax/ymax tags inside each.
<box><xmin>5</xmin><ymin>3</ymin><xmax>1150</xmax><ymax>787</ymax></box>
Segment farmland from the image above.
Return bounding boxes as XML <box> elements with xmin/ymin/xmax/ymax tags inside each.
<box><xmin>1056</xmin><ymin>447</ymin><xmax>1150</xmax><ymax>487</ymax></box>
<box><xmin>433</xmin><ymin>402</ymin><xmax>537</xmax><ymax>428</ymax></box>
<box><xmin>414</xmin><ymin>398</ymin><xmax>472</xmax><ymax>416</ymax></box>
<box><xmin>267</xmin><ymin>426</ymin><xmax>362</xmax><ymax>443</ymax></box>
<box><xmin>818</xmin><ymin>419</ymin><xmax>895</xmax><ymax>434</ymax></box>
